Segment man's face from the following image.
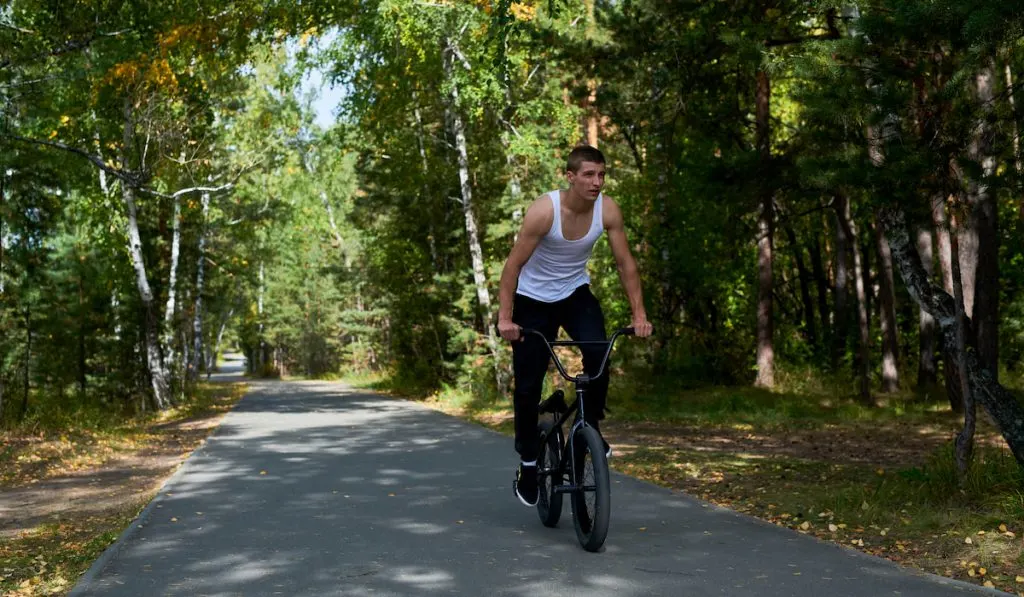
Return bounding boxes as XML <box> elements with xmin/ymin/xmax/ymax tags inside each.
<box><xmin>568</xmin><ymin>161</ymin><xmax>606</xmax><ymax>200</ymax></box>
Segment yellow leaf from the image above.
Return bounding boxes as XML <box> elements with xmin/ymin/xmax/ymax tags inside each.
<box><xmin>1014</xmin><ymin>575</ymin><xmax>1023</xmax><ymax>582</ymax></box>
<box><xmin>170</xmin><ymin>517</ymin><xmax>178</xmax><ymax>522</ymax></box>
<box><xmin>638</xmin><ymin>527</ymin><xmax>647</xmax><ymax>531</ymax></box>
<box><xmin>977</xmin><ymin>530</ymin><xmax>986</xmax><ymax>535</ymax></box>
<box><xmin>983</xmin><ymin>580</ymin><xmax>994</xmax><ymax>588</ymax></box>
<box><xmin>968</xmin><ymin>568</ymin><xmax>976</xmax><ymax>577</ymax></box>
<box><xmin>1000</xmin><ymin>524</ymin><xmax>1008</xmax><ymax>533</ymax></box>
<box><xmin>800</xmin><ymin>521</ymin><xmax>810</xmax><ymax>530</ymax></box>
<box><xmin>259</xmin><ymin>470</ymin><xmax>267</xmax><ymax>475</ymax></box>
<box><xmin>388</xmin><ymin>492</ymin><xmax>396</xmax><ymax>497</ymax></box>
<box><xmin>828</xmin><ymin>524</ymin><xmax>838</xmax><ymax>532</ymax></box>
<box><xmin>965</xmin><ymin>537</ymin><xmax>973</xmax><ymax>544</ymax></box>
<box><xmin>979</xmin><ymin>567</ymin><xmax>987</xmax><ymax>576</ymax></box>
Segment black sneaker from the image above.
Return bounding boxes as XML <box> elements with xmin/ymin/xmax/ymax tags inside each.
<box><xmin>514</xmin><ymin>464</ymin><xmax>538</xmax><ymax>507</ymax></box>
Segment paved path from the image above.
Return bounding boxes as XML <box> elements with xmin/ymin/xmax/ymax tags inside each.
<box><xmin>71</xmin><ymin>372</ymin><xmax>1004</xmax><ymax>596</ymax></box>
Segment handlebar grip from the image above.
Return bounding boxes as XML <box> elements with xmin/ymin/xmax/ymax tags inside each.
<box><xmin>621</xmin><ymin>327</ymin><xmax>635</xmax><ymax>336</ymax></box>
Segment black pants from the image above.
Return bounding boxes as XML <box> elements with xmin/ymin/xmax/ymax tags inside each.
<box><xmin>512</xmin><ymin>284</ymin><xmax>608</xmax><ymax>462</ymax></box>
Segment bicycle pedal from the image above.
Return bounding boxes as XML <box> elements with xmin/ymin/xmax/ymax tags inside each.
<box><xmin>539</xmin><ymin>390</ymin><xmax>568</xmax><ymax>414</ymax></box>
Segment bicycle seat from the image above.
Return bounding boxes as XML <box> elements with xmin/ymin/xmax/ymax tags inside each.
<box><xmin>539</xmin><ymin>390</ymin><xmax>568</xmax><ymax>414</ymax></box>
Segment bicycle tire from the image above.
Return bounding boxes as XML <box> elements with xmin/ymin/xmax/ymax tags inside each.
<box><xmin>536</xmin><ymin>420</ymin><xmax>563</xmax><ymax>527</ymax></box>
<box><xmin>570</xmin><ymin>425</ymin><xmax>610</xmax><ymax>552</ymax></box>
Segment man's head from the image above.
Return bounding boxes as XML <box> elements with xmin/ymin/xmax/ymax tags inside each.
<box><xmin>566</xmin><ymin>145</ymin><xmax>606</xmax><ymax>200</ymax></box>
<box><xmin>566</xmin><ymin>145</ymin><xmax>605</xmax><ymax>174</ymax></box>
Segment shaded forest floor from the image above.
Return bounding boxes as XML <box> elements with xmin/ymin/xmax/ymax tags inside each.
<box><xmin>0</xmin><ymin>383</ymin><xmax>247</xmax><ymax>596</ymax></box>
<box><xmin>401</xmin><ymin>375</ymin><xmax>1024</xmax><ymax>596</ymax></box>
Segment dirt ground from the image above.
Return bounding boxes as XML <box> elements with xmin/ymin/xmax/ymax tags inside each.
<box><xmin>0</xmin><ymin>414</ymin><xmax>229</xmax><ymax>542</ymax></box>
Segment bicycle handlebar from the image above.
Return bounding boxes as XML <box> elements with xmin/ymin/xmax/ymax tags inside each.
<box><xmin>516</xmin><ymin>326</ymin><xmax>647</xmax><ymax>384</ymax></box>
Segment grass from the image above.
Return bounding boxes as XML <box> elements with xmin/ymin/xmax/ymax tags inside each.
<box><xmin>0</xmin><ymin>500</ymin><xmax>149</xmax><ymax>596</ymax></box>
<box><xmin>349</xmin><ymin>367</ymin><xmax>1024</xmax><ymax>595</ymax></box>
<box><xmin>0</xmin><ymin>382</ymin><xmax>248</xmax><ymax>596</ymax></box>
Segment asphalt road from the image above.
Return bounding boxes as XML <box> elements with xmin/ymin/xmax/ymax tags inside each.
<box><xmin>70</xmin><ymin>365</ymin><xmax>1005</xmax><ymax>596</ymax></box>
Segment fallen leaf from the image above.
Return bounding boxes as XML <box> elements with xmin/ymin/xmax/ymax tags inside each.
<box><xmin>800</xmin><ymin>521</ymin><xmax>810</xmax><ymax>530</ymax></box>
<box><xmin>170</xmin><ymin>517</ymin><xmax>178</xmax><ymax>522</ymax></box>
<box><xmin>968</xmin><ymin>568</ymin><xmax>976</xmax><ymax>577</ymax></box>
<box><xmin>965</xmin><ymin>537</ymin><xmax>973</xmax><ymax>544</ymax></box>
<box><xmin>259</xmin><ymin>470</ymin><xmax>267</xmax><ymax>475</ymax></box>
<box><xmin>828</xmin><ymin>524</ymin><xmax>838</xmax><ymax>532</ymax></box>
<box><xmin>1014</xmin><ymin>575</ymin><xmax>1023</xmax><ymax>582</ymax></box>
<box><xmin>1000</xmin><ymin>524</ymin><xmax>1008</xmax><ymax>533</ymax></box>
<box><xmin>983</xmin><ymin>581</ymin><xmax>994</xmax><ymax>588</ymax></box>
<box><xmin>979</xmin><ymin>567</ymin><xmax>987</xmax><ymax>576</ymax></box>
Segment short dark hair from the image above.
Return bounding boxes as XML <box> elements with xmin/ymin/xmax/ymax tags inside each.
<box><xmin>566</xmin><ymin>145</ymin><xmax>605</xmax><ymax>173</ymax></box>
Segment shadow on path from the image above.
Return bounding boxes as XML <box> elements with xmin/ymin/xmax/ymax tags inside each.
<box><xmin>71</xmin><ymin>380</ymin><xmax>1004</xmax><ymax>597</ymax></box>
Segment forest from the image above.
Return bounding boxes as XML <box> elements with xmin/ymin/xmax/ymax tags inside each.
<box><xmin>4</xmin><ymin>0</ymin><xmax>1024</xmax><ymax>480</ymax></box>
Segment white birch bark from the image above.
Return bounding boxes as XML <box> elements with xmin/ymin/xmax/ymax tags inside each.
<box><xmin>119</xmin><ymin>101</ymin><xmax>171</xmax><ymax>409</ymax></box>
<box><xmin>162</xmin><ymin>194</ymin><xmax>182</xmax><ymax>368</ymax></box>
<box><xmin>189</xmin><ymin>192</ymin><xmax>210</xmax><ymax>382</ymax></box>
<box><xmin>122</xmin><ymin>182</ymin><xmax>171</xmax><ymax>409</ymax></box>
<box><xmin>443</xmin><ymin>39</ymin><xmax>501</xmax><ymax>388</ymax></box>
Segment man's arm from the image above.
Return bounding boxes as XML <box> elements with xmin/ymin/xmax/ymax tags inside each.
<box><xmin>604</xmin><ymin>197</ymin><xmax>653</xmax><ymax>337</ymax></box>
<box><xmin>498</xmin><ymin>197</ymin><xmax>553</xmax><ymax>341</ymax></box>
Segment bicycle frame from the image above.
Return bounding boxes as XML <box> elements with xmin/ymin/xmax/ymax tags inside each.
<box><xmin>520</xmin><ymin>327</ymin><xmax>635</xmax><ymax>495</ymax></box>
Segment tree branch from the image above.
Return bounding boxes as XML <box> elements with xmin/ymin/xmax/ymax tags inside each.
<box><xmin>6</xmin><ymin>134</ymin><xmax>137</xmax><ymax>185</ymax></box>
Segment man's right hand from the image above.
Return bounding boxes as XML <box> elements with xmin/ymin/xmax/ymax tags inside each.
<box><xmin>498</xmin><ymin>319</ymin><xmax>522</xmax><ymax>342</ymax></box>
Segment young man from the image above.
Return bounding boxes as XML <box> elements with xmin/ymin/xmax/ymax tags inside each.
<box><xmin>497</xmin><ymin>145</ymin><xmax>653</xmax><ymax>507</ymax></box>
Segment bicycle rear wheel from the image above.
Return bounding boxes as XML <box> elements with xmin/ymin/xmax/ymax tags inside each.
<box><xmin>536</xmin><ymin>421</ymin><xmax>563</xmax><ymax>527</ymax></box>
<box><xmin>571</xmin><ymin>425</ymin><xmax>610</xmax><ymax>552</ymax></box>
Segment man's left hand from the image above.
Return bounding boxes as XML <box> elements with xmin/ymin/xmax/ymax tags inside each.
<box><xmin>632</xmin><ymin>316</ymin><xmax>653</xmax><ymax>338</ymax></box>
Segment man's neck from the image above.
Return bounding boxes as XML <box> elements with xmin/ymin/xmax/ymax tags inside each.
<box><xmin>562</xmin><ymin>188</ymin><xmax>595</xmax><ymax>214</ymax></box>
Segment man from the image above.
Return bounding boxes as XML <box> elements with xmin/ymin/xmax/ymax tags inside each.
<box><xmin>497</xmin><ymin>145</ymin><xmax>653</xmax><ymax>507</ymax></box>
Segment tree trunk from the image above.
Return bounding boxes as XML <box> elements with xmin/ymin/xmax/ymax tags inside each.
<box><xmin>809</xmin><ymin>225</ymin><xmax>831</xmax><ymax>350</ymax></box>
<box><xmin>915</xmin><ymin>227</ymin><xmax>938</xmax><ymax>392</ymax></box>
<box><xmin>931</xmin><ymin>193</ymin><xmax>964</xmax><ymax>413</ymax></box>
<box><xmin>78</xmin><ymin>270</ymin><xmax>88</xmax><ymax>394</ymax></box>
<box><xmin>189</xmin><ymin>192</ymin><xmax>210</xmax><ymax>383</ymax></box>
<box><xmin>413</xmin><ymin>102</ymin><xmax>440</xmax><ymax>267</ymax></box>
<box><xmin>949</xmin><ymin>213</ymin><xmax>976</xmax><ymax>476</ymax></box>
<box><xmin>257</xmin><ymin>259</ymin><xmax>266</xmax><ymax>374</ymax></box>
<box><xmin>20</xmin><ymin>306</ymin><xmax>30</xmax><ymax>420</ymax></box>
<box><xmin>118</xmin><ymin>100</ymin><xmax>171</xmax><ymax>409</ymax></box>
<box><xmin>837</xmin><ymin>196</ymin><xmax>871</xmax><ymax>402</ymax></box>
<box><xmin>122</xmin><ymin>182</ymin><xmax>171</xmax><ymax>410</ymax></box>
<box><xmin>754</xmin><ymin>69</ymin><xmax>774</xmax><ymax>388</ymax></box>
<box><xmin>444</xmin><ymin>39</ymin><xmax>503</xmax><ymax>392</ymax></box>
<box><xmin>0</xmin><ymin>167</ymin><xmax>5</xmax><ymax>417</ymax></box>
<box><xmin>784</xmin><ymin>223</ymin><xmax>817</xmax><ymax>346</ymax></box>
<box><xmin>1005</xmin><ymin>60</ymin><xmax>1024</xmax><ymax>220</ymax></box>
<box><xmin>967</xmin><ymin>62</ymin><xmax>999</xmax><ymax>379</ymax></box>
<box><xmin>881</xmin><ymin>207</ymin><xmax>1024</xmax><ymax>468</ymax></box>
<box><xmin>873</xmin><ymin>219</ymin><xmax>900</xmax><ymax>392</ymax></box>
<box><xmin>584</xmin><ymin>0</ymin><xmax>599</xmax><ymax>147</ymax></box>
<box><xmin>832</xmin><ymin>196</ymin><xmax>850</xmax><ymax>371</ymax></box>
<box><xmin>162</xmin><ymin>193</ymin><xmax>182</xmax><ymax>370</ymax></box>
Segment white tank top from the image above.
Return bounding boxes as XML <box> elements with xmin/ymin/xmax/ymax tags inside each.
<box><xmin>517</xmin><ymin>190</ymin><xmax>604</xmax><ymax>302</ymax></box>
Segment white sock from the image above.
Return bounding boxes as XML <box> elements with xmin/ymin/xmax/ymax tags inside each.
<box><xmin>521</xmin><ymin>460</ymin><xmax>537</xmax><ymax>467</ymax></box>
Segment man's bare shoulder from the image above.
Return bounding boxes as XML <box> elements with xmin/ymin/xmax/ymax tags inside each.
<box><xmin>521</xmin><ymin>194</ymin><xmax>555</xmax><ymax>234</ymax></box>
<box><xmin>602</xmin><ymin>195</ymin><xmax>624</xmax><ymax>228</ymax></box>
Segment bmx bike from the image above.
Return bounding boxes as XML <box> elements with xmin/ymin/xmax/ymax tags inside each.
<box><xmin>518</xmin><ymin>326</ymin><xmax>641</xmax><ymax>552</ymax></box>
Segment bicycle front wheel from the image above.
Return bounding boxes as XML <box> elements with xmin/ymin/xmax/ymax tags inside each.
<box><xmin>570</xmin><ymin>425</ymin><xmax>610</xmax><ymax>552</ymax></box>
